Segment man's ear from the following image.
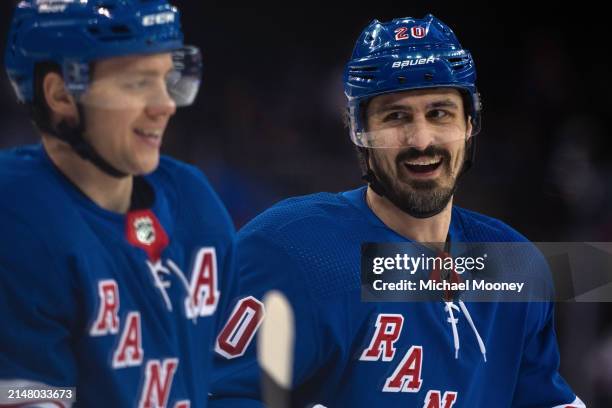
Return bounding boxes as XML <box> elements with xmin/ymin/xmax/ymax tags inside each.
<box><xmin>42</xmin><ymin>72</ymin><xmax>78</xmax><ymax>124</ymax></box>
<box><xmin>466</xmin><ymin>115</ymin><xmax>474</xmax><ymax>141</ymax></box>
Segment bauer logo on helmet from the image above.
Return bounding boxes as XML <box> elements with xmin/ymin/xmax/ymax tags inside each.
<box><xmin>142</xmin><ymin>11</ymin><xmax>175</xmax><ymax>27</ymax></box>
<box><xmin>391</xmin><ymin>56</ymin><xmax>435</xmax><ymax>69</ymax></box>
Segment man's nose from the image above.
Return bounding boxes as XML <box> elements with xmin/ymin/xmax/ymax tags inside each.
<box><xmin>399</xmin><ymin>116</ymin><xmax>435</xmax><ymax>150</ymax></box>
<box><xmin>145</xmin><ymin>87</ymin><xmax>177</xmax><ymax>118</ymax></box>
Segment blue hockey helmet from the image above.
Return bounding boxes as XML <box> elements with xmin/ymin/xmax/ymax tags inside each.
<box><xmin>5</xmin><ymin>0</ymin><xmax>202</xmax><ymax>107</ymax></box>
<box><xmin>344</xmin><ymin>14</ymin><xmax>482</xmax><ymax>147</ymax></box>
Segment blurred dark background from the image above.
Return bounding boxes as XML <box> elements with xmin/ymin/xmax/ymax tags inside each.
<box><xmin>1</xmin><ymin>2</ymin><xmax>610</xmax><ymax>406</ymax></box>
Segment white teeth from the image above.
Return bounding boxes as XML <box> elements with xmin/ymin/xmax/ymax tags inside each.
<box><xmin>136</xmin><ymin>129</ymin><xmax>161</xmax><ymax>138</ymax></box>
<box><xmin>405</xmin><ymin>157</ymin><xmax>442</xmax><ymax>166</ymax></box>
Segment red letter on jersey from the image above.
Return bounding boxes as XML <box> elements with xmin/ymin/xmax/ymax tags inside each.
<box><xmin>215</xmin><ymin>296</ymin><xmax>265</xmax><ymax>359</ymax></box>
<box><xmin>138</xmin><ymin>358</ymin><xmax>179</xmax><ymax>408</ymax></box>
<box><xmin>185</xmin><ymin>247</ymin><xmax>219</xmax><ymax>318</ymax></box>
<box><xmin>90</xmin><ymin>279</ymin><xmax>120</xmax><ymax>336</ymax></box>
<box><xmin>174</xmin><ymin>401</ymin><xmax>190</xmax><ymax>408</ymax></box>
<box><xmin>423</xmin><ymin>390</ymin><xmax>458</xmax><ymax>408</ymax></box>
<box><xmin>360</xmin><ymin>314</ymin><xmax>404</xmax><ymax>362</ymax></box>
<box><xmin>112</xmin><ymin>311</ymin><xmax>143</xmax><ymax>368</ymax></box>
<box><xmin>383</xmin><ymin>345</ymin><xmax>423</xmax><ymax>393</ymax></box>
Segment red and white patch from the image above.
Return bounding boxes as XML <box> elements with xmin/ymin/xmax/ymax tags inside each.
<box><xmin>125</xmin><ymin>209</ymin><xmax>169</xmax><ymax>262</ymax></box>
<box><xmin>185</xmin><ymin>247</ymin><xmax>219</xmax><ymax>318</ymax></box>
<box><xmin>383</xmin><ymin>345</ymin><xmax>423</xmax><ymax>393</ymax></box>
<box><xmin>112</xmin><ymin>311</ymin><xmax>144</xmax><ymax>368</ymax></box>
<box><xmin>90</xmin><ymin>279</ymin><xmax>120</xmax><ymax>336</ymax></box>
<box><xmin>552</xmin><ymin>396</ymin><xmax>586</xmax><ymax>408</ymax></box>
<box><xmin>411</xmin><ymin>26</ymin><xmax>427</xmax><ymax>38</ymax></box>
<box><xmin>138</xmin><ymin>358</ymin><xmax>179</xmax><ymax>408</ymax></box>
<box><xmin>423</xmin><ymin>390</ymin><xmax>458</xmax><ymax>408</ymax></box>
<box><xmin>360</xmin><ymin>314</ymin><xmax>404</xmax><ymax>362</ymax></box>
<box><xmin>215</xmin><ymin>296</ymin><xmax>265</xmax><ymax>359</ymax></box>
<box><xmin>174</xmin><ymin>401</ymin><xmax>190</xmax><ymax>408</ymax></box>
<box><xmin>394</xmin><ymin>27</ymin><xmax>409</xmax><ymax>41</ymax></box>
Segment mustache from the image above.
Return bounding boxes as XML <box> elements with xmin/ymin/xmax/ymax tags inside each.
<box><xmin>395</xmin><ymin>145</ymin><xmax>451</xmax><ymax>165</ymax></box>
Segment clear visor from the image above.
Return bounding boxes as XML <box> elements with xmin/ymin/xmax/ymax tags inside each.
<box><xmin>75</xmin><ymin>46</ymin><xmax>202</xmax><ymax>110</ymax></box>
<box><xmin>349</xmin><ymin>116</ymin><xmax>470</xmax><ymax>149</ymax></box>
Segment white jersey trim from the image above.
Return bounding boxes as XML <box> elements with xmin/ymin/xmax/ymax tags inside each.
<box><xmin>552</xmin><ymin>396</ymin><xmax>586</xmax><ymax>408</ymax></box>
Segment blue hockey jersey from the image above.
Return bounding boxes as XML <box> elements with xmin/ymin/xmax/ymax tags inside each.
<box><xmin>0</xmin><ymin>145</ymin><xmax>237</xmax><ymax>407</ymax></box>
<box><xmin>210</xmin><ymin>187</ymin><xmax>584</xmax><ymax>408</ymax></box>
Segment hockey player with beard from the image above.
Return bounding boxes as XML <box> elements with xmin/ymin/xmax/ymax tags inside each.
<box><xmin>210</xmin><ymin>14</ymin><xmax>584</xmax><ymax>408</ymax></box>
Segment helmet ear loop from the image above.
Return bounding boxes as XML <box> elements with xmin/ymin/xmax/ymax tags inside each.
<box><xmin>456</xmin><ymin>103</ymin><xmax>479</xmax><ymax>176</ymax></box>
<box><xmin>55</xmin><ymin>103</ymin><xmax>89</xmax><ymax>157</ymax></box>
<box><xmin>359</xmin><ymin>146</ymin><xmax>388</xmax><ymax>197</ymax></box>
<box><xmin>45</xmin><ymin>62</ymin><xmax>130</xmax><ymax>179</ymax></box>
<box><xmin>351</xmin><ymin>100</ymin><xmax>389</xmax><ymax>197</ymax></box>
<box><xmin>459</xmin><ymin>127</ymin><xmax>476</xmax><ymax>177</ymax></box>
<box><xmin>51</xmin><ymin>101</ymin><xmax>129</xmax><ymax>178</ymax></box>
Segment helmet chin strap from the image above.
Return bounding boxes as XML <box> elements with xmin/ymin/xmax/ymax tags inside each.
<box><xmin>361</xmin><ymin>135</ymin><xmax>475</xmax><ymax>219</ymax></box>
<box><xmin>40</xmin><ymin>105</ymin><xmax>129</xmax><ymax>178</ymax></box>
<box><xmin>360</xmin><ymin>148</ymin><xmax>389</xmax><ymax>196</ymax></box>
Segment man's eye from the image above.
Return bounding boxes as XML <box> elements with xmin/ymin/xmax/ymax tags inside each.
<box><xmin>427</xmin><ymin>109</ymin><xmax>451</xmax><ymax>119</ymax></box>
<box><xmin>382</xmin><ymin>111</ymin><xmax>409</xmax><ymax>122</ymax></box>
<box><xmin>123</xmin><ymin>79</ymin><xmax>152</xmax><ymax>90</ymax></box>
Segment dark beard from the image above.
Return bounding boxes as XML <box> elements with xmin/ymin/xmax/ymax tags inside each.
<box><xmin>370</xmin><ymin>145</ymin><xmax>462</xmax><ymax>219</ymax></box>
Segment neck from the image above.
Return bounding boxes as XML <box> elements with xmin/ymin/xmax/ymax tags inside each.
<box><xmin>366</xmin><ymin>185</ymin><xmax>452</xmax><ymax>245</ymax></box>
<box><xmin>42</xmin><ymin>136</ymin><xmax>133</xmax><ymax>214</ymax></box>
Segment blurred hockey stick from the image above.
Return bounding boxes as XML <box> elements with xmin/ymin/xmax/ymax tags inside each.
<box><xmin>257</xmin><ymin>291</ymin><xmax>328</xmax><ymax>408</ymax></box>
<box><xmin>258</xmin><ymin>290</ymin><xmax>295</xmax><ymax>408</ymax></box>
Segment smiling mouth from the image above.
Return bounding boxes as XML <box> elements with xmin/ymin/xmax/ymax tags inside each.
<box><xmin>402</xmin><ymin>157</ymin><xmax>443</xmax><ymax>174</ymax></box>
<box><xmin>134</xmin><ymin>128</ymin><xmax>163</xmax><ymax>147</ymax></box>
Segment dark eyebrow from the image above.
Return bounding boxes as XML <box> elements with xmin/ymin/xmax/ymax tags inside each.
<box><xmin>427</xmin><ymin>99</ymin><xmax>459</xmax><ymax>110</ymax></box>
<box><xmin>371</xmin><ymin>104</ymin><xmax>411</xmax><ymax>116</ymax></box>
<box><xmin>372</xmin><ymin>99</ymin><xmax>460</xmax><ymax>116</ymax></box>
<box><xmin>122</xmin><ymin>68</ymin><xmax>173</xmax><ymax>77</ymax></box>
